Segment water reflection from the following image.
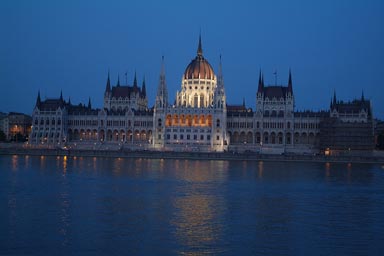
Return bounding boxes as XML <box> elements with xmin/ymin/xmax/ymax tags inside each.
<box><xmin>11</xmin><ymin>155</ymin><xmax>19</xmax><ymax>171</ymax></box>
<box><xmin>171</xmin><ymin>160</ymin><xmax>227</xmax><ymax>255</ymax></box>
<box><xmin>258</xmin><ymin>161</ymin><xmax>264</xmax><ymax>178</ymax></box>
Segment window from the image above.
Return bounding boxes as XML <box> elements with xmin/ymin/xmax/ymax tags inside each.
<box><xmin>207</xmin><ymin>135</ymin><xmax>210</xmax><ymax>140</ymax></box>
<box><xmin>158</xmin><ymin>134</ymin><xmax>161</xmax><ymax>140</ymax></box>
<box><xmin>216</xmin><ymin>119</ymin><xmax>220</xmax><ymax>127</ymax></box>
<box><xmin>194</xmin><ymin>135</ymin><xmax>197</xmax><ymax>140</ymax></box>
<box><xmin>174</xmin><ymin>134</ymin><xmax>177</xmax><ymax>140</ymax></box>
<box><xmin>166</xmin><ymin>134</ymin><xmax>170</xmax><ymax>140</ymax></box>
<box><xmin>200</xmin><ymin>135</ymin><xmax>204</xmax><ymax>140</ymax></box>
<box><xmin>180</xmin><ymin>134</ymin><xmax>184</xmax><ymax>140</ymax></box>
<box><xmin>187</xmin><ymin>135</ymin><xmax>190</xmax><ymax>140</ymax></box>
<box><xmin>216</xmin><ymin>135</ymin><xmax>220</xmax><ymax>140</ymax></box>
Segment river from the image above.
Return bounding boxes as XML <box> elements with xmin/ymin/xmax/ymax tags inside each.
<box><xmin>1</xmin><ymin>155</ymin><xmax>383</xmax><ymax>255</ymax></box>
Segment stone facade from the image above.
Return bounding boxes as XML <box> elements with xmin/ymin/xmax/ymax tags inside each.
<box><xmin>29</xmin><ymin>36</ymin><xmax>375</xmax><ymax>153</ymax></box>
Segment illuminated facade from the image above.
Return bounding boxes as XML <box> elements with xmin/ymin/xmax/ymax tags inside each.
<box><xmin>29</xmin><ymin>36</ymin><xmax>374</xmax><ymax>153</ymax></box>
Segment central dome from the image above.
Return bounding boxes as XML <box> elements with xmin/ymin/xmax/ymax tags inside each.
<box><xmin>183</xmin><ymin>36</ymin><xmax>215</xmax><ymax>80</ymax></box>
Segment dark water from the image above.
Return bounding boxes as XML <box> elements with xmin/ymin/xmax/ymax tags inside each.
<box><xmin>1</xmin><ymin>155</ymin><xmax>384</xmax><ymax>255</ymax></box>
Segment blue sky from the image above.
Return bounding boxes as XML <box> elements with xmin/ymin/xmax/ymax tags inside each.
<box><xmin>1</xmin><ymin>0</ymin><xmax>383</xmax><ymax>118</ymax></box>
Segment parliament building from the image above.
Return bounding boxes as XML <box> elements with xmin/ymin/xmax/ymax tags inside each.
<box><xmin>29</xmin><ymin>36</ymin><xmax>375</xmax><ymax>154</ymax></box>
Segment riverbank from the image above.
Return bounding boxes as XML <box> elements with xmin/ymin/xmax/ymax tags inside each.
<box><xmin>1</xmin><ymin>146</ymin><xmax>384</xmax><ymax>164</ymax></box>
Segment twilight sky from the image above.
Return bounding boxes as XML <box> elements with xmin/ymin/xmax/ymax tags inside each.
<box><xmin>1</xmin><ymin>0</ymin><xmax>383</xmax><ymax>118</ymax></box>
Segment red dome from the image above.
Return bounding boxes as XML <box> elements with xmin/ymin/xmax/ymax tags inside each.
<box><xmin>184</xmin><ymin>56</ymin><xmax>215</xmax><ymax>80</ymax></box>
<box><xmin>183</xmin><ymin>35</ymin><xmax>215</xmax><ymax>80</ymax></box>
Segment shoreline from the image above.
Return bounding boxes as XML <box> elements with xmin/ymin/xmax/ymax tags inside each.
<box><xmin>1</xmin><ymin>147</ymin><xmax>384</xmax><ymax>164</ymax></box>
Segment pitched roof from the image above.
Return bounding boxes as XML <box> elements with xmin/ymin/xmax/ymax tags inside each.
<box><xmin>111</xmin><ymin>85</ymin><xmax>142</xmax><ymax>98</ymax></box>
<box><xmin>263</xmin><ymin>86</ymin><xmax>288</xmax><ymax>99</ymax></box>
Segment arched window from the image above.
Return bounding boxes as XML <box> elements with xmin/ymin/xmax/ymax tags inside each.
<box><xmin>216</xmin><ymin>119</ymin><xmax>220</xmax><ymax>127</ymax></box>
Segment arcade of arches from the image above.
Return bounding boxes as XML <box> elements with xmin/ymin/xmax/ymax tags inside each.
<box><xmin>228</xmin><ymin>131</ymin><xmax>318</xmax><ymax>145</ymax></box>
<box><xmin>67</xmin><ymin>128</ymin><xmax>152</xmax><ymax>143</ymax></box>
<box><xmin>165</xmin><ymin>114</ymin><xmax>213</xmax><ymax>127</ymax></box>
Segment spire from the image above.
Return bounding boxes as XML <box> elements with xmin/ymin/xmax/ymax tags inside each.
<box><xmin>142</xmin><ymin>76</ymin><xmax>146</xmax><ymax>97</ymax></box>
<box><xmin>60</xmin><ymin>90</ymin><xmax>63</xmax><ymax>101</ymax></box>
<box><xmin>88</xmin><ymin>97</ymin><xmax>91</xmax><ymax>109</ymax></box>
<box><xmin>133</xmin><ymin>71</ymin><xmax>138</xmax><ymax>88</ymax></box>
<box><xmin>288</xmin><ymin>69</ymin><xmax>293</xmax><ymax>93</ymax></box>
<box><xmin>117</xmin><ymin>74</ymin><xmax>120</xmax><ymax>87</ymax></box>
<box><xmin>197</xmin><ymin>33</ymin><xmax>203</xmax><ymax>57</ymax></box>
<box><xmin>243</xmin><ymin>97</ymin><xmax>245</xmax><ymax>107</ymax></box>
<box><xmin>105</xmin><ymin>70</ymin><xmax>111</xmax><ymax>92</ymax></box>
<box><xmin>333</xmin><ymin>90</ymin><xmax>337</xmax><ymax>105</ymax></box>
<box><xmin>257</xmin><ymin>69</ymin><xmax>263</xmax><ymax>93</ymax></box>
<box><xmin>217</xmin><ymin>54</ymin><xmax>224</xmax><ymax>89</ymax></box>
<box><xmin>36</xmin><ymin>90</ymin><xmax>41</xmax><ymax>107</ymax></box>
<box><xmin>155</xmin><ymin>56</ymin><xmax>168</xmax><ymax>108</ymax></box>
<box><xmin>261</xmin><ymin>72</ymin><xmax>264</xmax><ymax>87</ymax></box>
<box><xmin>68</xmin><ymin>97</ymin><xmax>71</xmax><ymax>105</ymax></box>
<box><xmin>361</xmin><ymin>90</ymin><xmax>365</xmax><ymax>101</ymax></box>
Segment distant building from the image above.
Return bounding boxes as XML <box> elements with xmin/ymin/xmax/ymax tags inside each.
<box><xmin>374</xmin><ymin>119</ymin><xmax>384</xmax><ymax>149</ymax></box>
<box><xmin>0</xmin><ymin>112</ymin><xmax>32</xmax><ymax>141</ymax></box>
<box><xmin>29</xmin><ymin>36</ymin><xmax>375</xmax><ymax>153</ymax></box>
<box><xmin>319</xmin><ymin>93</ymin><xmax>374</xmax><ymax>153</ymax></box>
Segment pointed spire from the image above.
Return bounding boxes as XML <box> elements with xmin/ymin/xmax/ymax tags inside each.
<box><xmin>133</xmin><ymin>71</ymin><xmax>138</xmax><ymax>88</ymax></box>
<box><xmin>117</xmin><ymin>74</ymin><xmax>120</xmax><ymax>87</ymax></box>
<box><xmin>217</xmin><ymin>54</ymin><xmax>224</xmax><ymax>89</ymax></box>
<box><xmin>261</xmin><ymin>72</ymin><xmax>264</xmax><ymax>87</ymax></box>
<box><xmin>257</xmin><ymin>69</ymin><xmax>263</xmax><ymax>93</ymax></box>
<box><xmin>288</xmin><ymin>69</ymin><xmax>293</xmax><ymax>93</ymax></box>
<box><xmin>36</xmin><ymin>90</ymin><xmax>41</xmax><ymax>107</ymax></box>
<box><xmin>333</xmin><ymin>90</ymin><xmax>337</xmax><ymax>105</ymax></box>
<box><xmin>156</xmin><ymin>56</ymin><xmax>168</xmax><ymax>108</ymax></box>
<box><xmin>105</xmin><ymin>70</ymin><xmax>111</xmax><ymax>92</ymax></box>
<box><xmin>197</xmin><ymin>33</ymin><xmax>203</xmax><ymax>57</ymax></box>
<box><xmin>68</xmin><ymin>97</ymin><xmax>71</xmax><ymax>105</ymax></box>
<box><xmin>88</xmin><ymin>97</ymin><xmax>91</xmax><ymax>109</ymax></box>
<box><xmin>60</xmin><ymin>90</ymin><xmax>63</xmax><ymax>101</ymax></box>
<box><xmin>361</xmin><ymin>90</ymin><xmax>365</xmax><ymax>101</ymax></box>
<box><xmin>243</xmin><ymin>97</ymin><xmax>245</xmax><ymax>107</ymax></box>
<box><xmin>141</xmin><ymin>76</ymin><xmax>146</xmax><ymax>97</ymax></box>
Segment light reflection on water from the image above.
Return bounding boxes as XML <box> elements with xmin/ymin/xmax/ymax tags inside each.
<box><xmin>0</xmin><ymin>156</ymin><xmax>383</xmax><ymax>255</ymax></box>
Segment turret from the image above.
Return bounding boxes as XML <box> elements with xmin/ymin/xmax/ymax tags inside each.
<box><xmin>288</xmin><ymin>69</ymin><xmax>293</xmax><ymax>94</ymax></box>
<box><xmin>105</xmin><ymin>70</ymin><xmax>111</xmax><ymax>93</ymax></box>
<box><xmin>155</xmin><ymin>56</ymin><xmax>168</xmax><ymax>109</ymax></box>
<box><xmin>257</xmin><ymin>70</ymin><xmax>263</xmax><ymax>93</ymax></box>
<box><xmin>133</xmin><ymin>71</ymin><xmax>138</xmax><ymax>88</ymax></box>
<box><xmin>214</xmin><ymin>55</ymin><xmax>226</xmax><ymax>109</ymax></box>
<box><xmin>116</xmin><ymin>74</ymin><xmax>120</xmax><ymax>87</ymax></box>
<box><xmin>333</xmin><ymin>90</ymin><xmax>337</xmax><ymax>105</ymax></box>
<box><xmin>142</xmin><ymin>76</ymin><xmax>146</xmax><ymax>98</ymax></box>
<box><xmin>36</xmin><ymin>90</ymin><xmax>41</xmax><ymax>107</ymax></box>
